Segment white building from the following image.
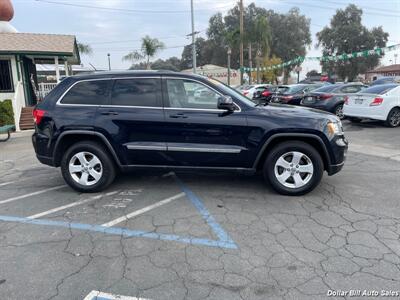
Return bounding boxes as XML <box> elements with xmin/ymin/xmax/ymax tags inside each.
<box><xmin>0</xmin><ymin>32</ymin><xmax>80</xmax><ymax>130</ymax></box>
<box><xmin>182</xmin><ymin>64</ymin><xmax>240</xmax><ymax>86</ymax></box>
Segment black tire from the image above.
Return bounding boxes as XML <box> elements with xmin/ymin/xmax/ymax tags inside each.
<box><xmin>334</xmin><ymin>104</ymin><xmax>345</xmax><ymax>120</ymax></box>
<box><xmin>348</xmin><ymin>117</ymin><xmax>362</xmax><ymax>123</ymax></box>
<box><xmin>61</xmin><ymin>141</ymin><xmax>116</xmax><ymax>193</ymax></box>
<box><xmin>263</xmin><ymin>141</ymin><xmax>324</xmax><ymax>196</ymax></box>
<box><xmin>385</xmin><ymin>108</ymin><xmax>400</xmax><ymax>128</ymax></box>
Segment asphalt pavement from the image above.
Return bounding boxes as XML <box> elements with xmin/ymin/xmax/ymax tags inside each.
<box><xmin>0</xmin><ymin>120</ymin><xmax>399</xmax><ymax>300</ymax></box>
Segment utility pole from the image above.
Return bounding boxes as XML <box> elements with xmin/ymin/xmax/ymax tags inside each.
<box><xmin>227</xmin><ymin>47</ymin><xmax>232</xmax><ymax>86</ymax></box>
<box><xmin>248</xmin><ymin>44</ymin><xmax>252</xmax><ymax>85</ymax></box>
<box><xmin>239</xmin><ymin>0</ymin><xmax>244</xmax><ymax>85</ymax></box>
<box><xmin>190</xmin><ymin>0</ymin><xmax>196</xmax><ymax>73</ymax></box>
<box><xmin>107</xmin><ymin>53</ymin><xmax>111</xmax><ymax>71</ymax></box>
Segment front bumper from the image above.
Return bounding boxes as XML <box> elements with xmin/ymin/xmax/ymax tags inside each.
<box><xmin>327</xmin><ymin>135</ymin><xmax>348</xmax><ymax>175</ymax></box>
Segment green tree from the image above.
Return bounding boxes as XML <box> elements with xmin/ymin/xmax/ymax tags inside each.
<box><xmin>180</xmin><ymin>37</ymin><xmax>213</xmax><ymax>69</ymax></box>
<box><xmin>317</xmin><ymin>4</ymin><xmax>388</xmax><ymax>81</ymax></box>
<box><xmin>77</xmin><ymin>42</ymin><xmax>92</xmax><ymax>55</ymax></box>
<box><xmin>151</xmin><ymin>57</ymin><xmax>182</xmax><ymax>71</ymax></box>
<box><xmin>123</xmin><ymin>35</ymin><xmax>165</xmax><ymax>69</ymax></box>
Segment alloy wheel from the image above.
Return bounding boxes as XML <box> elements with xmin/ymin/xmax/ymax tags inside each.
<box><xmin>274</xmin><ymin>151</ymin><xmax>314</xmax><ymax>189</ymax></box>
<box><xmin>389</xmin><ymin>110</ymin><xmax>400</xmax><ymax>127</ymax></box>
<box><xmin>335</xmin><ymin>105</ymin><xmax>344</xmax><ymax>119</ymax></box>
<box><xmin>69</xmin><ymin>152</ymin><xmax>103</xmax><ymax>186</ymax></box>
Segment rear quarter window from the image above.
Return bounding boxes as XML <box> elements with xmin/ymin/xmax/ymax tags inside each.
<box><xmin>60</xmin><ymin>80</ymin><xmax>111</xmax><ymax>105</ymax></box>
<box><xmin>361</xmin><ymin>84</ymin><xmax>399</xmax><ymax>95</ymax></box>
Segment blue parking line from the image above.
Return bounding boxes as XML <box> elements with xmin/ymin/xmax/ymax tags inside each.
<box><xmin>174</xmin><ymin>175</ymin><xmax>237</xmax><ymax>246</ymax></box>
<box><xmin>0</xmin><ymin>215</ymin><xmax>237</xmax><ymax>249</ymax></box>
<box><xmin>0</xmin><ymin>175</ymin><xmax>237</xmax><ymax>249</ymax></box>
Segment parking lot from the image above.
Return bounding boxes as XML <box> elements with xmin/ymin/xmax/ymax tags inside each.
<box><xmin>0</xmin><ymin>121</ymin><xmax>400</xmax><ymax>300</ymax></box>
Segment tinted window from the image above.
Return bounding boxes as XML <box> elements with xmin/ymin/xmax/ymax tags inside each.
<box><xmin>285</xmin><ymin>85</ymin><xmax>308</xmax><ymax>94</ymax></box>
<box><xmin>111</xmin><ymin>78</ymin><xmax>160</xmax><ymax>107</ymax></box>
<box><xmin>166</xmin><ymin>79</ymin><xmax>221</xmax><ymax>109</ymax></box>
<box><xmin>313</xmin><ymin>84</ymin><xmax>343</xmax><ymax>93</ymax></box>
<box><xmin>61</xmin><ymin>80</ymin><xmax>110</xmax><ymax>105</ymax></box>
<box><xmin>0</xmin><ymin>60</ymin><xmax>13</xmax><ymax>92</ymax></box>
<box><xmin>340</xmin><ymin>85</ymin><xmax>363</xmax><ymax>93</ymax></box>
<box><xmin>361</xmin><ymin>84</ymin><xmax>399</xmax><ymax>95</ymax></box>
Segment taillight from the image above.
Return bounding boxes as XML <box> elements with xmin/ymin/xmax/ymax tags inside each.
<box><xmin>33</xmin><ymin>108</ymin><xmax>46</xmax><ymax>125</ymax></box>
<box><xmin>370</xmin><ymin>97</ymin><xmax>383</xmax><ymax>106</ymax></box>
<box><xmin>319</xmin><ymin>94</ymin><xmax>333</xmax><ymax>100</ymax></box>
<box><xmin>261</xmin><ymin>90</ymin><xmax>271</xmax><ymax>97</ymax></box>
<box><xmin>344</xmin><ymin>96</ymin><xmax>349</xmax><ymax>105</ymax></box>
<box><xmin>243</xmin><ymin>91</ymin><xmax>249</xmax><ymax>96</ymax></box>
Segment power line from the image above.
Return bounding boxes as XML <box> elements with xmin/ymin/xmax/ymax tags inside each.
<box><xmin>34</xmin><ymin>0</ymin><xmax>233</xmax><ymax>14</ymax></box>
<box><xmin>276</xmin><ymin>0</ymin><xmax>400</xmax><ymax>18</ymax></box>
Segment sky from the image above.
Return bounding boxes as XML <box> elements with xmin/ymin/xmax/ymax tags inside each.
<box><xmin>9</xmin><ymin>0</ymin><xmax>400</xmax><ymax>78</ymax></box>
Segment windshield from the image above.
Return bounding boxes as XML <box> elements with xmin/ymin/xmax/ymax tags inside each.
<box><xmin>285</xmin><ymin>85</ymin><xmax>308</xmax><ymax>94</ymax></box>
<box><xmin>360</xmin><ymin>84</ymin><xmax>399</xmax><ymax>95</ymax></box>
<box><xmin>207</xmin><ymin>78</ymin><xmax>256</xmax><ymax>107</ymax></box>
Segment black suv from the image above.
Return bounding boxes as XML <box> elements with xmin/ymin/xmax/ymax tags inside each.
<box><xmin>32</xmin><ymin>71</ymin><xmax>348</xmax><ymax>196</ymax></box>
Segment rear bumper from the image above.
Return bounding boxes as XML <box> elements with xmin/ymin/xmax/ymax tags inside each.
<box><xmin>343</xmin><ymin>105</ymin><xmax>387</xmax><ymax>121</ymax></box>
<box><xmin>32</xmin><ymin>133</ymin><xmax>55</xmax><ymax>167</ymax></box>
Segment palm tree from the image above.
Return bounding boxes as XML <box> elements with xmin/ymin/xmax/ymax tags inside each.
<box><xmin>77</xmin><ymin>42</ymin><xmax>93</xmax><ymax>55</ymax></box>
<box><xmin>123</xmin><ymin>35</ymin><xmax>165</xmax><ymax>69</ymax></box>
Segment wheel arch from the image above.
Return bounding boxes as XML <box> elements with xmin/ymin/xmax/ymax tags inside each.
<box><xmin>253</xmin><ymin>133</ymin><xmax>331</xmax><ymax>171</ymax></box>
<box><xmin>53</xmin><ymin>130</ymin><xmax>121</xmax><ymax>168</ymax></box>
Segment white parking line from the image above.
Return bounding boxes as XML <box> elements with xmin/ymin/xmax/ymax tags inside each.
<box><xmin>0</xmin><ymin>185</ymin><xmax>66</xmax><ymax>205</ymax></box>
<box><xmin>27</xmin><ymin>191</ymin><xmax>119</xmax><ymax>219</ymax></box>
<box><xmin>102</xmin><ymin>192</ymin><xmax>185</xmax><ymax>227</ymax></box>
<box><xmin>84</xmin><ymin>290</ymin><xmax>150</xmax><ymax>300</ymax></box>
<box><xmin>0</xmin><ymin>181</ymin><xmax>15</xmax><ymax>187</ymax></box>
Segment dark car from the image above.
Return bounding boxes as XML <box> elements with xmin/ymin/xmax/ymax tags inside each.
<box><xmin>32</xmin><ymin>71</ymin><xmax>348</xmax><ymax>196</ymax></box>
<box><xmin>300</xmin><ymin>83</ymin><xmax>367</xmax><ymax>119</ymax></box>
<box><xmin>252</xmin><ymin>85</ymin><xmax>277</xmax><ymax>104</ymax></box>
<box><xmin>270</xmin><ymin>84</ymin><xmax>325</xmax><ymax>105</ymax></box>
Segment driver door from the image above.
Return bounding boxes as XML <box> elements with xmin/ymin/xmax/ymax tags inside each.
<box><xmin>162</xmin><ymin>77</ymin><xmax>250</xmax><ymax>168</ymax></box>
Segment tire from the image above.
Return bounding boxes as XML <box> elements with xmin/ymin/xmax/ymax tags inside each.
<box><xmin>334</xmin><ymin>104</ymin><xmax>345</xmax><ymax>120</ymax></box>
<box><xmin>348</xmin><ymin>117</ymin><xmax>362</xmax><ymax>123</ymax></box>
<box><xmin>385</xmin><ymin>108</ymin><xmax>400</xmax><ymax>128</ymax></box>
<box><xmin>263</xmin><ymin>141</ymin><xmax>324</xmax><ymax>196</ymax></box>
<box><xmin>61</xmin><ymin>141</ymin><xmax>116</xmax><ymax>193</ymax></box>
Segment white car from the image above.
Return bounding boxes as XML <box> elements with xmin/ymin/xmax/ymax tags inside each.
<box><xmin>343</xmin><ymin>83</ymin><xmax>400</xmax><ymax>127</ymax></box>
<box><xmin>242</xmin><ymin>84</ymin><xmax>271</xmax><ymax>99</ymax></box>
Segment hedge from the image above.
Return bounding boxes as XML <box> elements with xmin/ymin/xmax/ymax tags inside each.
<box><xmin>0</xmin><ymin>99</ymin><xmax>15</xmax><ymax>126</ymax></box>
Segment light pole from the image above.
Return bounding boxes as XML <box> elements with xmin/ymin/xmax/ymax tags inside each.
<box><xmin>107</xmin><ymin>53</ymin><xmax>111</xmax><ymax>71</ymax></box>
<box><xmin>190</xmin><ymin>0</ymin><xmax>196</xmax><ymax>73</ymax></box>
<box><xmin>227</xmin><ymin>47</ymin><xmax>232</xmax><ymax>86</ymax></box>
<box><xmin>239</xmin><ymin>0</ymin><xmax>244</xmax><ymax>84</ymax></box>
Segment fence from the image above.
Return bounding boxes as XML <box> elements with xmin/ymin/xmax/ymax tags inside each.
<box><xmin>37</xmin><ymin>82</ymin><xmax>58</xmax><ymax>101</ymax></box>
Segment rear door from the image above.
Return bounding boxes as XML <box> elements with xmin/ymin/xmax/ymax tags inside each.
<box><xmin>95</xmin><ymin>76</ymin><xmax>168</xmax><ymax>166</ymax></box>
<box><xmin>161</xmin><ymin>77</ymin><xmax>250</xmax><ymax>168</ymax></box>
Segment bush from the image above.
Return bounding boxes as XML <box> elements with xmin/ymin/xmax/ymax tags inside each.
<box><xmin>0</xmin><ymin>99</ymin><xmax>15</xmax><ymax>126</ymax></box>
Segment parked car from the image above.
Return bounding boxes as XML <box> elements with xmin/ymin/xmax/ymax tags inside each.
<box><xmin>270</xmin><ymin>84</ymin><xmax>324</xmax><ymax>105</ymax></box>
<box><xmin>301</xmin><ymin>83</ymin><xmax>367</xmax><ymax>119</ymax></box>
<box><xmin>32</xmin><ymin>71</ymin><xmax>347</xmax><ymax>196</ymax></box>
<box><xmin>242</xmin><ymin>84</ymin><xmax>271</xmax><ymax>99</ymax></box>
<box><xmin>370</xmin><ymin>76</ymin><xmax>400</xmax><ymax>86</ymax></box>
<box><xmin>343</xmin><ymin>83</ymin><xmax>400</xmax><ymax>127</ymax></box>
<box><xmin>252</xmin><ymin>85</ymin><xmax>278</xmax><ymax>104</ymax></box>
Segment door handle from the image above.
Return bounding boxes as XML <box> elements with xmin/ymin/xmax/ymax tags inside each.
<box><xmin>101</xmin><ymin>111</ymin><xmax>119</xmax><ymax>116</ymax></box>
<box><xmin>169</xmin><ymin>113</ymin><xmax>188</xmax><ymax>119</ymax></box>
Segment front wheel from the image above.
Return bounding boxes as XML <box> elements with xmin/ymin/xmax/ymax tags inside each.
<box><xmin>385</xmin><ymin>108</ymin><xmax>400</xmax><ymax>127</ymax></box>
<box><xmin>61</xmin><ymin>141</ymin><xmax>116</xmax><ymax>193</ymax></box>
<box><xmin>334</xmin><ymin>104</ymin><xmax>345</xmax><ymax>120</ymax></box>
<box><xmin>263</xmin><ymin>141</ymin><xmax>324</xmax><ymax>196</ymax></box>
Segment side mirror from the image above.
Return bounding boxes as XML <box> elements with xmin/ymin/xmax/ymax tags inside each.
<box><xmin>218</xmin><ymin>96</ymin><xmax>235</xmax><ymax>111</ymax></box>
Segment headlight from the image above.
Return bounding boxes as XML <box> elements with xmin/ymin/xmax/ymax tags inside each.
<box><xmin>326</xmin><ymin>121</ymin><xmax>343</xmax><ymax>137</ymax></box>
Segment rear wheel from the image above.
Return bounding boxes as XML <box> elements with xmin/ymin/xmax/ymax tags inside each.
<box><xmin>334</xmin><ymin>104</ymin><xmax>344</xmax><ymax>120</ymax></box>
<box><xmin>263</xmin><ymin>141</ymin><xmax>324</xmax><ymax>196</ymax></box>
<box><xmin>61</xmin><ymin>141</ymin><xmax>116</xmax><ymax>192</ymax></box>
<box><xmin>385</xmin><ymin>108</ymin><xmax>400</xmax><ymax>127</ymax></box>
